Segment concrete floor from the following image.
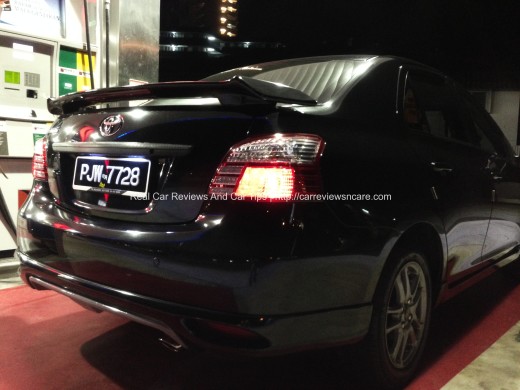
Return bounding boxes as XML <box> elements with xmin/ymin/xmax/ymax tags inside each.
<box><xmin>442</xmin><ymin>322</ymin><xmax>520</xmax><ymax>390</ymax></box>
<box><xmin>2</xmin><ymin>255</ymin><xmax>520</xmax><ymax>389</ymax></box>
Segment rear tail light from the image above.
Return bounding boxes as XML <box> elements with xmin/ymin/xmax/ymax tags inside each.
<box><xmin>32</xmin><ymin>136</ymin><xmax>48</xmax><ymax>181</ymax></box>
<box><xmin>209</xmin><ymin>133</ymin><xmax>324</xmax><ymax>201</ymax></box>
<box><xmin>235</xmin><ymin>166</ymin><xmax>295</xmax><ymax>199</ymax></box>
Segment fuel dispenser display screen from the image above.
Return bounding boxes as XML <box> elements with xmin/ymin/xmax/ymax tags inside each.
<box><xmin>4</xmin><ymin>70</ymin><xmax>20</xmax><ymax>85</ymax></box>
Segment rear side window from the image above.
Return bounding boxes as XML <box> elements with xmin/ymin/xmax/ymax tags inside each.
<box><xmin>454</xmin><ymin>85</ymin><xmax>511</xmax><ymax>157</ymax></box>
<box><xmin>403</xmin><ymin>71</ymin><xmax>468</xmax><ymax>142</ymax></box>
<box><xmin>403</xmin><ymin>70</ymin><xmax>506</xmax><ymax>156</ymax></box>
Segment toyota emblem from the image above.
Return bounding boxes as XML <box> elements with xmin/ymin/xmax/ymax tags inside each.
<box><xmin>99</xmin><ymin>115</ymin><xmax>124</xmax><ymax>137</ymax></box>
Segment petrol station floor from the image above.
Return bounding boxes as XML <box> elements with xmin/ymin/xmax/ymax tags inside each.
<box><xmin>1</xmin><ymin>256</ymin><xmax>520</xmax><ymax>390</ymax></box>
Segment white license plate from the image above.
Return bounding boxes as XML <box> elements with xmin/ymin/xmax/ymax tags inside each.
<box><xmin>73</xmin><ymin>156</ymin><xmax>151</xmax><ymax>197</ymax></box>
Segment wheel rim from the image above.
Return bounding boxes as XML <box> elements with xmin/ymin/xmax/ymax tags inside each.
<box><xmin>384</xmin><ymin>257</ymin><xmax>428</xmax><ymax>369</ymax></box>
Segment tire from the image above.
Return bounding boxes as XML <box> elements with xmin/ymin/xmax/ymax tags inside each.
<box><xmin>364</xmin><ymin>249</ymin><xmax>432</xmax><ymax>389</ymax></box>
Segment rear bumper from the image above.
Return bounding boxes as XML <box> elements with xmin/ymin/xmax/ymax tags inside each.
<box><xmin>18</xmin><ymin>250</ymin><xmax>372</xmax><ymax>354</ymax></box>
<box><xmin>15</xmin><ymin>184</ymin><xmax>393</xmax><ymax>353</ymax></box>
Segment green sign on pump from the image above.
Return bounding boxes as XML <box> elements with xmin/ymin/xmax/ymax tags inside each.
<box><xmin>5</xmin><ymin>70</ymin><xmax>21</xmax><ymax>85</ymax></box>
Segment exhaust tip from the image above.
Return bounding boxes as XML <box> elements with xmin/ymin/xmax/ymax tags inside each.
<box><xmin>158</xmin><ymin>337</ymin><xmax>184</xmax><ymax>352</ymax></box>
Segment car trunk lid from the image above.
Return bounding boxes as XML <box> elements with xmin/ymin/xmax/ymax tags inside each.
<box><xmin>45</xmin><ymin>78</ymin><xmax>316</xmax><ymax>224</ymax></box>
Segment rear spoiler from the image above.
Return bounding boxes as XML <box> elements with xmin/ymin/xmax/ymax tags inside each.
<box><xmin>47</xmin><ymin>76</ymin><xmax>317</xmax><ymax>115</ymax></box>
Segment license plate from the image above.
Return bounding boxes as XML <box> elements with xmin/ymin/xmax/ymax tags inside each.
<box><xmin>73</xmin><ymin>156</ymin><xmax>151</xmax><ymax>197</ymax></box>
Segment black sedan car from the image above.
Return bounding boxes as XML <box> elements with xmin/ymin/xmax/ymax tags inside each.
<box><xmin>17</xmin><ymin>55</ymin><xmax>520</xmax><ymax>388</ymax></box>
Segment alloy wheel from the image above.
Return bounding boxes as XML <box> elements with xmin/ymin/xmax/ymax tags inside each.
<box><xmin>384</xmin><ymin>258</ymin><xmax>428</xmax><ymax>369</ymax></box>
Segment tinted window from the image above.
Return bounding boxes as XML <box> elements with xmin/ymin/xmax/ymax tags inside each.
<box><xmin>404</xmin><ymin>71</ymin><xmax>476</xmax><ymax>145</ymax></box>
<box><xmin>454</xmin><ymin>85</ymin><xmax>509</xmax><ymax>156</ymax></box>
<box><xmin>205</xmin><ymin>58</ymin><xmax>377</xmax><ymax>103</ymax></box>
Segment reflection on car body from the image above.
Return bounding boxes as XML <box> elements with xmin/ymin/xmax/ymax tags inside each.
<box><xmin>17</xmin><ymin>55</ymin><xmax>520</xmax><ymax>389</ymax></box>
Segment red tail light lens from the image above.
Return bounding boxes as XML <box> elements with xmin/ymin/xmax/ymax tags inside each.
<box><xmin>32</xmin><ymin>136</ymin><xmax>48</xmax><ymax>181</ymax></box>
<box><xmin>209</xmin><ymin>133</ymin><xmax>324</xmax><ymax>201</ymax></box>
<box><xmin>235</xmin><ymin>166</ymin><xmax>295</xmax><ymax>199</ymax></box>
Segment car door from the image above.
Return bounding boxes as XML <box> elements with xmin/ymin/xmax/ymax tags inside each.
<box><xmin>400</xmin><ymin>68</ymin><xmax>493</xmax><ymax>283</ymax></box>
<box><xmin>453</xmin><ymin>86</ymin><xmax>520</xmax><ymax>265</ymax></box>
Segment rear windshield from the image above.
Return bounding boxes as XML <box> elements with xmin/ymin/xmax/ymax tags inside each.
<box><xmin>70</xmin><ymin>58</ymin><xmax>378</xmax><ymax>112</ymax></box>
<box><xmin>205</xmin><ymin>58</ymin><xmax>376</xmax><ymax>103</ymax></box>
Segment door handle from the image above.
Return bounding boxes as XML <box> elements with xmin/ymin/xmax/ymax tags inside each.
<box><xmin>430</xmin><ymin>162</ymin><xmax>454</xmax><ymax>174</ymax></box>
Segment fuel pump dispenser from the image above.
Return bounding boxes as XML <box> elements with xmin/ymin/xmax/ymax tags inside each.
<box><xmin>0</xmin><ymin>0</ymin><xmax>159</xmax><ymax>253</ymax></box>
<box><xmin>0</xmin><ymin>0</ymin><xmax>95</xmax><ymax>252</ymax></box>
<box><xmin>0</xmin><ymin>34</ymin><xmax>56</xmax><ymax>251</ymax></box>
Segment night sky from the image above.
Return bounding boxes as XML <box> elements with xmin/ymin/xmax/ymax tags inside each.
<box><xmin>160</xmin><ymin>0</ymin><xmax>520</xmax><ymax>87</ymax></box>
<box><xmin>237</xmin><ymin>0</ymin><xmax>520</xmax><ymax>87</ymax></box>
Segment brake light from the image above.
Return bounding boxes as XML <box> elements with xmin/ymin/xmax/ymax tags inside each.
<box><xmin>209</xmin><ymin>133</ymin><xmax>324</xmax><ymax>201</ymax></box>
<box><xmin>235</xmin><ymin>166</ymin><xmax>295</xmax><ymax>199</ymax></box>
<box><xmin>32</xmin><ymin>136</ymin><xmax>48</xmax><ymax>181</ymax></box>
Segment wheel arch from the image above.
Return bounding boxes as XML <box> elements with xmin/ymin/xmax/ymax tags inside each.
<box><xmin>383</xmin><ymin>223</ymin><xmax>446</xmax><ymax>305</ymax></box>
<box><xmin>360</xmin><ymin>222</ymin><xmax>445</xmax><ymax>388</ymax></box>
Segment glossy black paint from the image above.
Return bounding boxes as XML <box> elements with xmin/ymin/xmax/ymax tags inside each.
<box><xmin>17</xmin><ymin>56</ymin><xmax>520</xmax><ymax>357</ymax></box>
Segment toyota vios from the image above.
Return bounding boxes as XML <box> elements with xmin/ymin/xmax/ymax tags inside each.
<box><xmin>17</xmin><ymin>55</ymin><xmax>520</xmax><ymax>388</ymax></box>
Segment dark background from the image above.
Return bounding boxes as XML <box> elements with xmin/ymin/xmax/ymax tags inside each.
<box><xmin>159</xmin><ymin>0</ymin><xmax>520</xmax><ymax>89</ymax></box>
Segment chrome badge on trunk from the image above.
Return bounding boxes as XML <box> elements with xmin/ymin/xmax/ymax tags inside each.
<box><xmin>99</xmin><ymin>115</ymin><xmax>124</xmax><ymax>136</ymax></box>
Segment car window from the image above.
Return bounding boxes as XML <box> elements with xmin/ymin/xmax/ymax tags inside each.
<box><xmin>205</xmin><ymin>58</ymin><xmax>377</xmax><ymax>103</ymax></box>
<box><xmin>403</xmin><ymin>71</ymin><xmax>480</xmax><ymax>146</ymax></box>
<box><xmin>251</xmin><ymin>60</ymin><xmax>373</xmax><ymax>103</ymax></box>
<box><xmin>453</xmin><ymin>85</ymin><xmax>509</xmax><ymax>156</ymax></box>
